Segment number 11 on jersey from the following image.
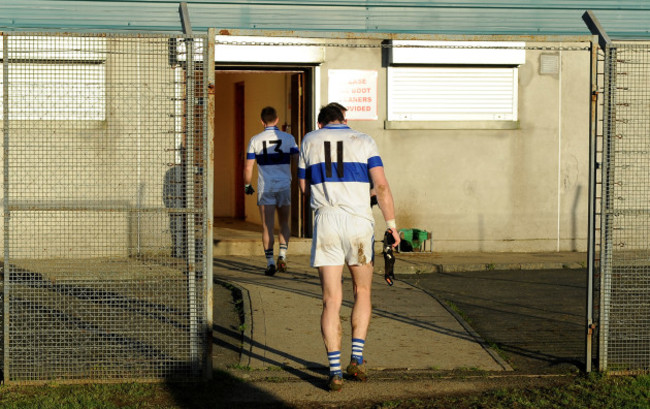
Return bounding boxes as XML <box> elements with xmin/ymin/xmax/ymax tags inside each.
<box><xmin>324</xmin><ymin>141</ymin><xmax>344</xmax><ymax>178</ymax></box>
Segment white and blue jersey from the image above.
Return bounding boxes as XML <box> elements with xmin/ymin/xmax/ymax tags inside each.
<box><xmin>247</xmin><ymin>126</ymin><xmax>299</xmax><ymax>193</ymax></box>
<box><xmin>298</xmin><ymin>124</ymin><xmax>383</xmax><ymax>222</ymax></box>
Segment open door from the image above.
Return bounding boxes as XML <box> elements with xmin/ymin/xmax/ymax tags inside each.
<box><xmin>234</xmin><ymin>82</ymin><xmax>245</xmax><ymax>219</ymax></box>
<box><xmin>212</xmin><ymin>68</ymin><xmax>313</xmax><ymax>236</ymax></box>
<box><xmin>290</xmin><ymin>73</ymin><xmax>305</xmax><ymax>237</ymax></box>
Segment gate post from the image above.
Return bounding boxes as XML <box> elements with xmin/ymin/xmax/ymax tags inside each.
<box><xmin>583</xmin><ymin>10</ymin><xmax>613</xmax><ymax>373</ymax></box>
<box><xmin>585</xmin><ymin>34</ymin><xmax>598</xmax><ymax>374</ymax></box>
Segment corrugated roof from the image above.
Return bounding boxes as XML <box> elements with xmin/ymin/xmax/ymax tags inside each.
<box><xmin>0</xmin><ymin>0</ymin><xmax>649</xmax><ymax>38</ymax></box>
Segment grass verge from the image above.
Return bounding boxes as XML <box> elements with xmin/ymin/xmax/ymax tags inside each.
<box><xmin>0</xmin><ymin>372</ymin><xmax>648</xmax><ymax>408</ymax></box>
<box><xmin>369</xmin><ymin>373</ymin><xmax>650</xmax><ymax>409</ymax></box>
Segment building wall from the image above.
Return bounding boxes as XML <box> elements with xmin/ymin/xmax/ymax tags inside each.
<box><xmin>0</xmin><ymin>34</ymin><xmax>594</xmax><ymax>256</ymax></box>
<box><xmin>1</xmin><ymin>36</ymin><xmax>182</xmax><ymax>259</ymax></box>
<box><xmin>314</xmin><ymin>39</ymin><xmax>591</xmax><ymax>252</ymax></box>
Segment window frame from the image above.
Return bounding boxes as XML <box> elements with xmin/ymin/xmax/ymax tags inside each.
<box><xmin>385</xmin><ymin>40</ymin><xmax>524</xmax><ymax>130</ymax></box>
<box><xmin>0</xmin><ymin>36</ymin><xmax>106</xmax><ymax>121</ymax></box>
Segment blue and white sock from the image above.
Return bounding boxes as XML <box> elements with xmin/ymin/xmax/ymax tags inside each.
<box><xmin>279</xmin><ymin>244</ymin><xmax>288</xmax><ymax>260</ymax></box>
<box><xmin>351</xmin><ymin>338</ymin><xmax>365</xmax><ymax>364</ymax></box>
<box><xmin>264</xmin><ymin>249</ymin><xmax>274</xmax><ymax>266</ymax></box>
<box><xmin>327</xmin><ymin>351</ymin><xmax>342</xmax><ymax>377</ymax></box>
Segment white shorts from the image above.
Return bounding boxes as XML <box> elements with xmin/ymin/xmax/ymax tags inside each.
<box><xmin>258</xmin><ymin>188</ymin><xmax>291</xmax><ymax>207</ymax></box>
<box><xmin>311</xmin><ymin>208</ymin><xmax>375</xmax><ymax>267</ymax></box>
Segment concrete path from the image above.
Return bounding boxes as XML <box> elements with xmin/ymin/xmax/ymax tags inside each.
<box><xmin>213</xmin><ymin>255</ymin><xmax>512</xmax><ymax>373</ymax></box>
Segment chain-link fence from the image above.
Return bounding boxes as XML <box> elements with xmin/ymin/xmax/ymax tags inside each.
<box><xmin>0</xmin><ymin>33</ymin><xmax>209</xmax><ymax>382</ymax></box>
<box><xmin>597</xmin><ymin>42</ymin><xmax>650</xmax><ymax>374</ymax></box>
<box><xmin>5</xmin><ymin>30</ymin><xmax>647</xmax><ymax>380</ymax></box>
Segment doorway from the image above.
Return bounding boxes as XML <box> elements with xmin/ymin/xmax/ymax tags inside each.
<box><xmin>213</xmin><ymin>67</ymin><xmax>312</xmax><ymax>238</ymax></box>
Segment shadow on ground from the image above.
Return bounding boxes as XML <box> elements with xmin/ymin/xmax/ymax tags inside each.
<box><xmin>166</xmin><ymin>282</ymin><xmax>301</xmax><ymax>408</ymax></box>
<box><xmin>400</xmin><ymin>268</ymin><xmax>588</xmax><ymax>374</ymax></box>
<box><xmin>165</xmin><ymin>369</ymin><xmax>299</xmax><ymax>409</ymax></box>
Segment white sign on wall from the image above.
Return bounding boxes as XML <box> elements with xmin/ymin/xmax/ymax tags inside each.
<box><xmin>327</xmin><ymin>69</ymin><xmax>378</xmax><ymax>121</ymax></box>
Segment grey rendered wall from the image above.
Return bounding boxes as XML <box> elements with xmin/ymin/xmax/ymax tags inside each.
<box><xmin>319</xmin><ymin>40</ymin><xmax>591</xmax><ymax>252</ymax></box>
<box><xmin>2</xmin><ymin>36</ymin><xmax>179</xmax><ymax>259</ymax></box>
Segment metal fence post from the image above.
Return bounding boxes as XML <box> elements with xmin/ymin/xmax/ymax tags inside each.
<box><xmin>585</xmin><ymin>34</ymin><xmax>599</xmax><ymax>374</ymax></box>
<box><xmin>184</xmin><ymin>35</ymin><xmax>199</xmax><ymax>374</ymax></box>
<box><xmin>3</xmin><ymin>33</ymin><xmax>11</xmax><ymax>383</ymax></box>
<box><xmin>205</xmin><ymin>27</ymin><xmax>215</xmax><ymax>379</ymax></box>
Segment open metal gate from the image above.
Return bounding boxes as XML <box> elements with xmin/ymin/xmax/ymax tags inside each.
<box><xmin>1</xmin><ymin>33</ymin><xmax>210</xmax><ymax>382</ymax></box>
<box><xmin>592</xmin><ymin>41</ymin><xmax>650</xmax><ymax>374</ymax></box>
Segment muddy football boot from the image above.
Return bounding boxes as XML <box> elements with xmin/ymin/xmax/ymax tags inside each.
<box><xmin>277</xmin><ymin>257</ymin><xmax>287</xmax><ymax>273</ymax></box>
<box><xmin>345</xmin><ymin>360</ymin><xmax>368</xmax><ymax>382</ymax></box>
<box><xmin>328</xmin><ymin>374</ymin><xmax>343</xmax><ymax>391</ymax></box>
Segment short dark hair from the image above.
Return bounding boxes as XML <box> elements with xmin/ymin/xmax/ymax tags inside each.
<box><xmin>318</xmin><ymin>104</ymin><xmax>345</xmax><ymax>125</ymax></box>
<box><xmin>260</xmin><ymin>106</ymin><xmax>278</xmax><ymax>124</ymax></box>
<box><xmin>327</xmin><ymin>102</ymin><xmax>347</xmax><ymax>113</ymax></box>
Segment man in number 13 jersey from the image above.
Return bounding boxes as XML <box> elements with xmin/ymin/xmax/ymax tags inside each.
<box><xmin>244</xmin><ymin>106</ymin><xmax>299</xmax><ymax>276</ymax></box>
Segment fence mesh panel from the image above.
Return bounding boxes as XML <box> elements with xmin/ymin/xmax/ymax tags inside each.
<box><xmin>1</xmin><ymin>33</ymin><xmax>209</xmax><ymax>382</ymax></box>
<box><xmin>599</xmin><ymin>42</ymin><xmax>650</xmax><ymax>373</ymax></box>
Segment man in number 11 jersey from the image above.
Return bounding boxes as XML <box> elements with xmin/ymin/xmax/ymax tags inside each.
<box><xmin>298</xmin><ymin>104</ymin><xmax>400</xmax><ymax>391</ymax></box>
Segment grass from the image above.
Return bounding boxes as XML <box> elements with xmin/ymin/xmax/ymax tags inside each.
<box><xmin>445</xmin><ymin>300</ymin><xmax>473</xmax><ymax>325</ymax></box>
<box><xmin>227</xmin><ymin>363</ymin><xmax>252</xmax><ymax>371</ymax></box>
<box><xmin>0</xmin><ymin>382</ymin><xmax>173</xmax><ymax>409</ymax></box>
<box><xmin>221</xmin><ymin>282</ymin><xmax>246</xmax><ymax>325</ymax></box>
<box><xmin>0</xmin><ymin>369</ymin><xmax>255</xmax><ymax>409</ymax></box>
<box><xmin>374</xmin><ymin>373</ymin><xmax>650</xmax><ymax>409</ymax></box>
<box><xmin>0</xmin><ymin>372</ymin><xmax>647</xmax><ymax>408</ymax></box>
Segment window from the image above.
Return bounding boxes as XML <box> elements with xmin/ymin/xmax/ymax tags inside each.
<box><xmin>387</xmin><ymin>41</ymin><xmax>524</xmax><ymax>126</ymax></box>
<box><xmin>388</xmin><ymin>66</ymin><xmax>518</xmax><ymax>121</ymax></box>
<box><xmin>0</xmin><ymin>36</ymin><xmax>106</xmax><ymax>121</ymax></box>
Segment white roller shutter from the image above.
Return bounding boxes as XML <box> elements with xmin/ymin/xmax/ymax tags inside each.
<box><xmin>0</xmin><ymin>36</ymin><xmax>106</xmax><ymax>121</ymax></box>
<box><xmin>1</xmin><ymin>64</ymin><xmax>105</xmax><ymax>121</ymax></box>
<box><xmin>388</xmin><ymin>66</ymin><xmax>518</xmax><ymax>121</ymax></box>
